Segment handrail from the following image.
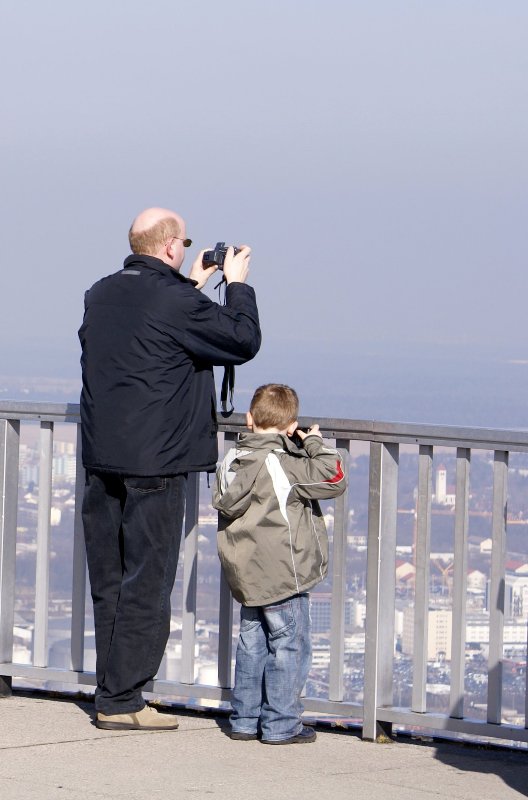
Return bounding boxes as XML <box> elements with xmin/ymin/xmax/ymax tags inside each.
<box><xmin>1</xmin><ymin>401</ymin><xmax>528</xmax><ymax>449</ymax></box>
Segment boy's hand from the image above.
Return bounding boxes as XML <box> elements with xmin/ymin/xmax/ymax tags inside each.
<box><xmin>295</xmin><ymin>424</ymin><xmax>322</xmax><ymax>441</ymax></box>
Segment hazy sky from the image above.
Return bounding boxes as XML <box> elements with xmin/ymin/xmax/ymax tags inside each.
<box><xmin>1</xmin><ymin>2</ymin><xmax>527</xmax><ymax>405</ymax></box>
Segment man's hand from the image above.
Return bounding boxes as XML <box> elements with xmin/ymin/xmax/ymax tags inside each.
<box><xmin>188</xmin><ymin>249</ymin><xmax>218</xmax><ymax>290</ymax></box>
<box><xmin>294</xmin><ymin>424</ymin><xmax>322</xmax><ymax>441</ymax></box>
<box><xmin>223</xmin><ymin>245</ymin><xmax>251</xmax><ymax>285</ymax></box>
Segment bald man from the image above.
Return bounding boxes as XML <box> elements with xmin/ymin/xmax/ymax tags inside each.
<box><xmin>79</xmin><ymin>207</ymin><xmax>261</xmax><ymax>730</ymax></box>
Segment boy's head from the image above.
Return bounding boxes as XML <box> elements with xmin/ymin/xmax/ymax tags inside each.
<box><xmin>247</xmin><ymin>384</ymin><xmax>298</xmax><ymax>434</ymax></box>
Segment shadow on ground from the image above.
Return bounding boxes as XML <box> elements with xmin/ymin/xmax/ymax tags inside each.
<box><xmin>423</xmin><ymin>737</ymin><xmax>528</xmax><ymax>798</ymax></box>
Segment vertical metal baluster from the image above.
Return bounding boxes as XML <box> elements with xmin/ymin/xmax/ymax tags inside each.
<box><xmin>376</xmin><ymin>443</ymin><xmax>398</xmax><ymax>716</ymax></box>
<box><xmin>0</xmin><ymin>419</ymin><xmax>19</xmax><ymax>695</ymax></box>
<box><xmin>181</xmin><ymin>472</ymin><xmax>199</xmax><ymax>684</ymax></box>
<box><xmin>363</xmin><ymin>441</ymin><xmax>398</xmax><ymax>740</ymax></box>
<box><xmin>412</xmin><ymin>445</ymin><xmax>433</xmax><ymax>712</ymax></box>
<box><xmin>217</xmin><ymin>570</ymin><xmax>234</xmax><ymax>689</ymax></box>
<box><xmin>525</xmin><ymin>621</ymin><xmax>528</xmax><ymax>730</ymax></box>
<box><xmin>450</xmin><ymin>447</ymin><xmax>470</xmax><ymax>718</ymax></box>
<box><xmin>487</xmin><ymin>450</ymin><xmax>508</xmax><ymax>724</ymax></box>
<box><xmin>218</xmin><ymin>432</ymin><xmax>237</xmax><ymax>689</ymax></box>
<box><xmin>71</xmin><ymin>424</ymin><xmax>86</xmax><ymax>672</ymax></box>
<box><xmin>33</xmin><ymin>422</ymin><xmax>53</xmax><ymax>667</ymax></box>
<box><xmin>329</xmin><ymin>439</ymin><xmax>350</xmax><ymax>701</ymax></box>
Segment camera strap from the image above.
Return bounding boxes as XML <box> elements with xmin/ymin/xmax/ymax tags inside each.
<box><xmin>214</xmin><ymin>275</ymin><xmax>227</xmax><ymax>295</ymax></box>
<box><xmin>217</xmin><ymin>274</ymin><xmax>234</xmax><ymax>415</ymax></box>
<box><xmin>221</xmin><ymin>365</ymin><xmax>235</xmax><ymax>416</ymax></box>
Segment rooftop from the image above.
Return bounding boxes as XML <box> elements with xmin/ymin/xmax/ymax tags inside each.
<box><xmin>2</xmin><ymin>692</ymin><xmax>528</xmax><ymax>800</ymax></box>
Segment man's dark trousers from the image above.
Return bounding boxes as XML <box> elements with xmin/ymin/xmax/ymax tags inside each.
<box><xmin>82</xmin><ymin>471</ymin><xmax>187</xmax><ymax>715</ymax></box>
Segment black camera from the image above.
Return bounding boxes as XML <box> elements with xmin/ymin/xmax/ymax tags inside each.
<box><xmin>291</xmin><ymin>426</ymin><xmax>311</xmax><ymax>449</ymax></box>
<box><xmin>202</xmin><ymin>242</ymin><xmax>240</xmax><ymax>270</ymax></box>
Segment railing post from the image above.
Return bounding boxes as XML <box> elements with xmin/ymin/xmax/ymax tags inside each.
<box><xmin>329</xmin><ymin>439</ymin><xmax>350</xmax><ymax>701</ymax></box>
<box><xmin>33</xmin><ymin>421</ymin><xmax>53</xmax><ymax>667</ymax></box>
<box><xmin>0</xmin><ymin>418</ymin><xmax>20</xmax><ymax>696</ymax></box>
<box><xmin>412</xmin><ymin>445</ymin><xmax>433</xmax><ymax>712</ymax></box>
<box><xmin>71</xmin><ymin>424</ymin><xmax>86</xmax><ymax>672</ymax></box>
<box><xmin>218</xmin><ymin>566</ymin><xmax>234</xmax><ymax>689</ymax></box>
<box><xmin>450</xmin><ymin>447</ymin><xmax>470</xmax><ymax>718</ymax></box>
<box><xmin>181</xmin><ymin>472</ymin><xmax>200</xmax><ymax>684</ymax></box>
<box><xmin>363</xmin><ymin>441</ymin><xmax>398</xmax><ymax>741</ymax></box>
<box><xmin>487</xmin><ymin>450</ymin><xmax>508</xmax><ymax>724</ymax></box>
<box><xmin>218</xmin><ymin>432</ymin><xmax>236</xmax><ymax>690</ymax></box>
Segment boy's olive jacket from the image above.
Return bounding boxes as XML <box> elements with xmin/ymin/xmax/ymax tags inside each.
<box><xmin>213</xmin><ymin>431</ymin><xmax>347</xmax><ymax>606</ymax></box>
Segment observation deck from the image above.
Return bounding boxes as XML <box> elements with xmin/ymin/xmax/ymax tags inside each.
<box><xmin>1</xmin><ymin>403</ymin><xmax>528</xmax><ymax>798</ymax></box>
<box><xmin>2</xmin><ymin>692</ymin><xmax>527</xmax><ymax>800</ymax></box>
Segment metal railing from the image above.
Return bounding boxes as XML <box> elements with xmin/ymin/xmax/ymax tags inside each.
<box><xmin>1</xmin><ymin>402</ymin><xmax>528</xmax><ymax>744</ymax></box>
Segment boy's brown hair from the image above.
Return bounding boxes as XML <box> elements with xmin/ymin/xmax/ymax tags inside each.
<box><xmin>249</xmin><ymin>384</ymin><xmax>299</xmax><ymax>430</ymax></box>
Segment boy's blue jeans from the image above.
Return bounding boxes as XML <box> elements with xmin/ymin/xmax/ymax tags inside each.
<box><xmin>230</xmin><ymin>593</ymin><xmax>311</xmax><ymax>742</ymax></box>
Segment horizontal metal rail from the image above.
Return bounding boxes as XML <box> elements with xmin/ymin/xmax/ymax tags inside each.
<box><xmin>2</xmin><ymin>402</ymin><xmax>528</xmax><ymax>451</ymax></box>
<box><xmin>1</xmin><ymin>401</ymin><xmax>527</xmax><ymax>746</ymax></box>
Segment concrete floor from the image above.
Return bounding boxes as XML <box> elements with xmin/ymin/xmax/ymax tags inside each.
<box><xmin>1</xmin><ymin>693</ymin><xmax>527</xmax><ymax>800</ymax></box>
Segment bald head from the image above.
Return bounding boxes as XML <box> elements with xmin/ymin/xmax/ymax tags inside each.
<box><xmin>128</xmin><ymin>207</ymin><xmax>187</xmax><ymax>267</ymax></box>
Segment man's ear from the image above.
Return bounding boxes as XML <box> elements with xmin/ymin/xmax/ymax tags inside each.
<box><xmin>246</xmin><ymin>411</ymin><xmax>254</xmax><ymax>431</ymax></box>
<box><xmin>286</xmin><ymin>420</ymin><xmax>298</xmax><ymax>436</ymax></box>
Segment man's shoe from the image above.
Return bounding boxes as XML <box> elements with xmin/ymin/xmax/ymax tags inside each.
<box><xmin>96</xmin><ymin>705</ymin><xmax>179</xmax><ymax>731</ymax></box>
<box><xmin>262</xmin><ymin>725</ymin><xmax>316</xmax><ymax>745</ymax></box>
<box><xmin>230</xmin><ymin>731</ymin><xmax>258</xmax><ymax>741</ymax></box>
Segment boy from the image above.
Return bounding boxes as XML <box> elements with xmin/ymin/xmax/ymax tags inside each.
<box><xmin>213</xmin><ymin>384</ymin><xmax>347</xmax><ymax>744</ymax></box>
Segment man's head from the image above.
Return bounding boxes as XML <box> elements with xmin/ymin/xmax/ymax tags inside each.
<box><xmin>247</xmin><ymin>384</ymin><xmax>299</xmax><ymax>435</ymax></box>
<box><xmin>128</xmin><ymin>207</ymin><xmax>190</xmax><ymax>270</ymax></box>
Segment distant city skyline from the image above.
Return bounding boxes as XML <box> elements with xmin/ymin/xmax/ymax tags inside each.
<box><xmin>12</xmin><ymin>431</ymin><xmax>528</xmax><ymax>721</ymax></box>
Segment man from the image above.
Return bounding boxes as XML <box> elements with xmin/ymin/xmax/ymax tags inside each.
<box><xmin>79</xmin><ymin>207</ymin><xmax>261</xmax><ymax>730</ymax></box>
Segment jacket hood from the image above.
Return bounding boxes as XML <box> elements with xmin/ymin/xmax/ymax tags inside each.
<box><xmin>213</xmin><ymin>431</ymin><xmax>302</xmax><ymax>519</ymax></box>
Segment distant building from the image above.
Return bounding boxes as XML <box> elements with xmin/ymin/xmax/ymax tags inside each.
<box><xmin>20</xmin><ymin>463</ymin><xmax>39</xmax><ymax>486</ymax></box>
<box><xmin>480</xmin><ymin>538</ymin><xmax>492</xmax><ymax>555</ymax></box>
<box><xmin>312</xmin><ymin>645</ymin><xmax>331</xmax><ymax>668</ymax></box>
<box><xmin>486</xmin><ymin>572</ymin><xmax>528</xmax><ymax>618</ymax></box>
<box><xmin>432</xmin><ymin>464</ymin><xmax>456</xmax><ymax>507</ymax></box>
<box><xmin>402</xmin><ymin>607</ymin><xmax>528</xmax><ymax>661</ymax></box>
<box><xmin>402</xmin><ymin>607</ymin><xmax>452</xmax><ymax>660</ymax></box>
<box><xmin>348</xmin><ymin>534</ymin><xmax>367</xmax><ymax>548</ymax></box>
<box><xmin>467</xmin><ymin>612</ymin><xmax>527</xmax><ymax>650</ymax></box>
<box><xmin>467</xmin><ymin>569</ymin><xmax>486</xmax><ymax>593</ymax></box>
<box><xmin>54</xmin><ymin>441</ymin><xmax>75</xmax><ymax>456</ymax></box>
<box><xmin>310</xmin><ymin>593</ymin><xmax>355</xmax><ymax>632</ymax></box>
<box><xmin>435</xmin><ymin>465</ymin><xmax>447</xmax><ymax>503</ymax></box>
<box><xmin>53</xmin><ymin>454</ymin><xmax>76</xmax><ymax>482</ymax></box>
<box><xmin>396</xmin><ymin>560</ymin><xmax>415</xmax><ymax>582</ymax></box>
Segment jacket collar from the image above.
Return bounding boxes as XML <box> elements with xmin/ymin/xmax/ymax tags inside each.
<box><xmin>123</xmin><ymin>254</ymin><xmax>198</xmax><ymax>286</ymax></box>
<box><xmin>237</xmin><ymin>431</ymin><xmax>301</xmax><ymax>455</ymax></box>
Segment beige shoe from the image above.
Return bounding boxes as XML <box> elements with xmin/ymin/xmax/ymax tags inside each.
<box><xmin>96</xmin><ymin>704</ymin><xmax>179</xmax><ymax>731</ymax></box>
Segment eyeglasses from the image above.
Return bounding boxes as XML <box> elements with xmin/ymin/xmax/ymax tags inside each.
<box><xmin>171</xmin><ymin>236</ymin><xmax>192</xmax><ymax>248</ymax></box>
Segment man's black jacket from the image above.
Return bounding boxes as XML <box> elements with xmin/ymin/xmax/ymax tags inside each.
<box><xmin>79</xmin><ymin>255</ymin><xmax>261</xmax><ymax>475</ymax></box>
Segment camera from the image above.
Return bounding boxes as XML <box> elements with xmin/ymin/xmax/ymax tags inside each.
<box><xmin>202</xmin><ymin>242</ymin><xmax>240</xmax><ymax>270</ymax></box>
<box><xmin>291</xmin><ymin>426</ymin><xmax>311</xmax><ymax>449</ymax></box>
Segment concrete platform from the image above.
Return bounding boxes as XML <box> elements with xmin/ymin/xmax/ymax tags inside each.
<box><xmin>1</xmin><ymin>693</ymin><xmax>527</xmax><ymax>799</ymax></box>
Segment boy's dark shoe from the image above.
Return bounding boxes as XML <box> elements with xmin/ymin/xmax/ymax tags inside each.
<box><xmin>230</xmin><ymin>731</ymin><xmax>258</xmax><ymax>741</ymax></box>
<box><xmin>261</xmin><ymin>725</ymin><xmax>316</xmax><ymax>745</ymax></box>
